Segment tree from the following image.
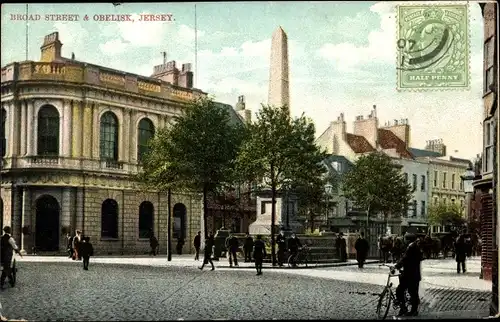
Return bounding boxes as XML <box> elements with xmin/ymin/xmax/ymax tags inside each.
<box><xmin>341</xmin><ymin>152</ymin><xmax>413</xmax><ymax>229</ymax></box>
<box><xmin>428</xmin><ymin>201</ymin><xmax>465</xmax><ymax>228</ymax></box>
<box><xmin>137</xmin><ymin>97</ymin><xmax>245</xmax><ymax>238</ymax></box>
<box><xmin>236</xmin><ymin>104</ymin><xmax>326</xmax><ymax>265</ymax></box>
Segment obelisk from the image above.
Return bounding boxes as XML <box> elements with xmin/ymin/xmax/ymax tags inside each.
<box><xmin>268</xmin><ymin>26</ymin><xmax>290</xmax><ymax>109</ymax></box>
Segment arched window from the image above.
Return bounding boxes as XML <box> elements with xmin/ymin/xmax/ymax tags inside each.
<box><xmin>100</xmin><ymin>112</ymin><xmax>119</xmax><ymax>161</ymax></box>
<box><xmin>137</xmin><ymin>118</ymin><xmax>155</xmax><ymax>162</ymax></box>
<box><xmin>0</xmin><ymin>108</ymin><xmax>6</xmax><ymax>157</ymax></box>
<box><xmin>138</xmin><ymin>201</ymin><xmax>154</xmax><ymax>238</ymax></box>
<box><xmin>37</xmin><ymin>105</ymin><xmax>60</xmax><ymax>156</ymax></box>
<box><xmin>101</xmin><ymin>199</ymin><xmax>118</xmax><ymax>238</ymax></box>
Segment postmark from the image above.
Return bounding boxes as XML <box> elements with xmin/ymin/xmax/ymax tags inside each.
<box><xmin>396</xmin><ymin>4</ymin><xmax>469</xmax><ymax>91</ymax></box>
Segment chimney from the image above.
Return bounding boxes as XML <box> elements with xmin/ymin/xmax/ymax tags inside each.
<box><xmin>425</xmin><ymin>139</ymin><xmax>446</xmax><ymax>156</ymax></box>
<box><xmin>178</xmin><ymin>63</ymin><xmax>193</xmax><ymax>88</ymax></box>
<box><xmin>151</xmin><ymin>60</ymin><xmax>179</xmax><ymax>85</ymax></box>
<box><xmin>235</xmin><ymin>95</ymin><xmax>246</xmax><ymax>111</ymax></box>
<box><xmin>40</xmin><ymin>32</ymin><xmax>63</xmax><ymax>62</ymax></box>
<box><xmin>332</xmin><ymin>113</ymin><xmax>347</xmax><ymax>141</ymax></box>
<box><xmin>383</xmin><ymin>118</ymin><xmax>411</xmax><ymax>147</ymax></box>
<box><xmin>353</xmin><ymin>106</ymin><xmax>378</xmax><ymax>148</ymax></box>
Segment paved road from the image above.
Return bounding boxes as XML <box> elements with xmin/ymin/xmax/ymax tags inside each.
<box><xmin>1</xmin><ymin>257</ymin><xmax>492</xmax><ymax>320</ymax></box>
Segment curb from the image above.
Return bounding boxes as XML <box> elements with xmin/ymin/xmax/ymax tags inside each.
<box><xmin>218</xmin><ymin>260</ymin><xmax>380</xmax><ymax>269</ymax></box>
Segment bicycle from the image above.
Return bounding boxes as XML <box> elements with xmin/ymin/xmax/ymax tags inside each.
<box><xmin>287</xmin><ymin>246</ymin><xmax>310</xmax><ymax>268</ymax></box>
<box><xmin>376</xmin><ymin>264</ymin><xmax>411</xmax><ymax>320</ymax></box>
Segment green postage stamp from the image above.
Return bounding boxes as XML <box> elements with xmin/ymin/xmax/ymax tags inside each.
<box><xmin>396</xmin><ymin>4</ymin><xmax>469</xmax><ymax>91</ymax></box>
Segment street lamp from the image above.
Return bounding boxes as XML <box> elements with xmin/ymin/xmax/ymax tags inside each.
<box><xmin>283</xmin><ymin>178</ymin><xmax>292</xmax><ymax>232</ymax></box>
<box><xmin>324</xmin><ymin>183</ymin><xmax>333</xmax><ymax>228</ymax></box>
<box><xmin>461</xmin><ymin>167</ymin><xmax>475</xmax><ymax>234</ymax></box>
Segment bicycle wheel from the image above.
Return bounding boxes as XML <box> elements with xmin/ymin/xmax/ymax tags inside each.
<box><xmin>287</xmin><ymin>254</ymin><xmax>295</xmax><ymax>268</ymax></box>
<box><xmin>376</xmin><ymin>288</ymin><xmax>392</xmax><ymax>320</ymax></box>
<box><xmin>11</xmin><ymin>260</ymin><xmax>16</xmax><ymax>286</ymax></box>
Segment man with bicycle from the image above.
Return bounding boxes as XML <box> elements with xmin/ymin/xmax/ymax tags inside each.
<box><xmin>392</xmin><ymin>233</ymin><xmax>423</xmax><ymax>317</ymax></box>
<box><xmin>287</xmin><ymin>234</ymin><xmax>302</xmax><ymax>267</ymax></box>
<box><xmin>0</xmin><ymin>226</ymin><xmax>22</xmax><ymax>289</ymax></box>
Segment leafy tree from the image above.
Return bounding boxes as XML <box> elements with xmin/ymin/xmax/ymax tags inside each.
<box><xmin>341</xmin><ymin>152</ymin><xmax>413</xmax><ymax>230</ymax></box>
<box><xmin>137</xmin><ymin>97</ymin><xmax>245</xmax><ymax>237</ymax></box>
<box><xmin>236</xmin><ymin>105</ymin><xmax>326</xmax><ymax>265</ymax></box>
<box><xmin>428</xmin><ymin>201</ymin><xmax>465</xmax><ymax>228</ymax></box>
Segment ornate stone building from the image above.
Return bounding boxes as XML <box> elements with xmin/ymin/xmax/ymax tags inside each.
<box><xmin>0</xmin><ymin>32</ymin><xmax>239</xmax><ymax>255</ymax></box>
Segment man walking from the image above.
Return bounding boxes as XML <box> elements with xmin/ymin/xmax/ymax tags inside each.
<box><xmin>336</xmin><ymin>232</ymin><xmax>348</xmax><ymax>262</ymax></box>
<box><xmin>0</xmin><ymin>226</ymin><xmax>22</xmax><ymax>289</ymax></box>
<box><xmin>243</xmin><ymin>233</ymin><xmax>253</xmax><ymax>263</ymax></box>
<box><xmin>455</xmin><ymin>234</ymin><xmax>467</xmax><ymax>273</ymax></box>
<box><xmin>253</xmin><ymin>235</ymin><xmax>266</xmax><ymax>275</ymax></box>
<box><xmin>355</xmin><ymin>232</ymin><xmax>369</xmax><ymax>268</ymax></box>
<box><xmin>276</xmin><ymin>231</ymin><xmax>286</xmax><ymax>267</ymax></box>
<box><xmin>393</xmin><ymin>233</ymin><xmax>423</xmax><ymax>317</ymax></box>
<box><xmin>227</xmin><ymin>234</ymin><xmax>240</xmax><ymax>267</ymax></box>
<box><xmin>199</xmin><ymin>233</ymin><xmax>215</xmax><ymax>271</ymax></box>
<box><xmin>66</xmin><ymin>232</ymin><xmax>74</xmax><ymax>259</ymax></box>
<box><xmin>80</xmin><ymin>236</ymin><xmax>94</xmax><ymax>271</ymax></box>
<box><xmin>287</xmin><ymin>234</ymin><xmax>302</xmax><ymax>267</ymax></box>
<box><xmin>194</xmin><ymin>231</ymin><xmax>201</xmax><ymax>261</ymax></box>
<box><xmin>149</xmin><ymin>229</ymin><xmax>159</xmax><ymax>256</ymax></box>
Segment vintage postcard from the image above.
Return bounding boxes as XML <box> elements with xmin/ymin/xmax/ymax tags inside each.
<box><xmin>0</xmin><ymin>1</ymin><xmax>498</xmax><ymax>321</ymax></box>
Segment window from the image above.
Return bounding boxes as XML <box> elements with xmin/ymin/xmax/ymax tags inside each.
<box><xmin>442</xmin><ymin>198</ymin><xmax>447</xmax><ymax>205</ymax></box>
<box><xmin>434</xmin><ymin>197</ymin><xmax>438</xmax><ymax>204</ymax></box>
<box><xmin>331</xmin><ymin>161</ymin><xmax>341</xmax><ymax>172</ymax></box>
<box><xmin>412</xmin><ymin>200</ymin><xmax>417</xmax><ymax>217</ymax></box>
<box><xmin>173</xmin><ymin>203</ymin><xmax>187</xmax><ymax>240</ymax></box>
<box><xmin>484</xmin><ymin>119</ymin><xmax>495</xmax><ymax>173</ymax></box>
<box><xmin>451</xmin><ymin>198</ymin><xmax>456</xmax><ymax>204</ymax></box>
<box><xmin>433</xmin><ymin>171</ymin><xmax>438</xmax><ymax>187</ymax></box>
<box><xmin>459</xmin><ymin>178</ymin><xmax>463</xmax><ymax>191</ymax></box>
<box><xmin>420</xmin><ymin>175</ymin><xmax>426</xmax><ymax>191</ymax></box>
<box><xmin>100</xmin><ymin>112</ymin><xmax>119</xmax><ymax>161</ymax></box>
<box><xmin>0</xmin><ymin>108</ymin><xmax>6</xmax><ymax>157</ymax></box>
<box><xmin>460</xmin><ymin>199</ymin><xmax>464</xmax><ymax>208</ymax></box>
<box><xmin>421</xmin><ymin>200</ymin><xmax>426</xmax><ymax>216</ymax></box>
<box><xmin>451</xmin><ymin>174</ymin><xmax>455</xmax><ymax>189</ymax></box>
<box><xmin>101</xmin><ymin>199</ymin><xmax>118</xmax><ymax>238</ymax></box>
<box><xmin>412</xmin><ymin>174</ymin><xmax>417</xmax><ymax>191</ymax></box>
<box><xmin>37</xmin><ymin>105</ymin><xmax>60</xmax><ymax>156</ymax></box>
<box><xmin>442</xmin><ymin>172</ymin><xmax>447</xmax><ymax>188</ymax></box>
<box><xmin>484</xmin><ymin>36</ymin><xmax>495</xmax><ymax>93</ymax></box>
<box><xmin>137</xmin><ymin>118</ymin><xmax>155</xmax><ymax>162</ymax></box>
<box><xmin>138</xmin><ymin>201</ymin><xmax>154</xmax><ymax>239</ymax></box>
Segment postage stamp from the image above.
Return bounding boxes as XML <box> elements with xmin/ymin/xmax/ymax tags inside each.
<box><xmin>396</xmin><ymin>4</ymin><xmax>470</xmax><ymax>91</ymax></box>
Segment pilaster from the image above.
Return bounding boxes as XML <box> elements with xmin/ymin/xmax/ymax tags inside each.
<box><xmin>26</xmin><ymin>100</ymin><xmax>35</xmax><ymax>156</ymax></box>
<box><xmin>92</xmin><ymin>107</ymin><xmax>100</xmax><ymax>159</ymax></box>
<box><xmin>21</xmin><ymin>187</ymin><xmax>32</xmax><ymax>254</ymax></box>
<box><xmin>75</xmin><ymin>186</ymin><xmax>84</xmax><ymax>232</ymax></box>
<box><xmin>20</xmin><ymin>101</ymin><xmax>27</xmax><ymax>156</ymax></box>
<box><xmin>61</xmin><ymin>187</ymin><xmax>72</xmax><ymax>250</ymax></box>
<box><xmin>11</xmin><ymin>186</ymin><xmax>22</xmax><ymax>248</ymax></box>
<box><xmin>121</xmin><ymin>109</ymin><xmax>131</xmax><ymax>163</ymax></box>
<box><xmin>71</xmin><ymin>100</ymin><xmax>83</xmax><ymax>158</ymax></box>
<box><xmin>129</xmin><ymin>110</ymin><xmax>137</xmax><ymax>163</ymax></box>
<box><xmin>82</xmin><ymin>102</ymin><xmax>92</xmax><ymax>158</ymax></box>
<box><xmin>6</xmin><ymin>102</ymin><xmax>14</xmax><ymax>157</ymax></box>
<box><xmin>62</xmin><ymin>100</ymin><xmax>72</xmax><ymax>157</ymax></box>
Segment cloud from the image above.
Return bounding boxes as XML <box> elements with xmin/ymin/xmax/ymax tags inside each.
<box><xmin>54</xmin><ymin>21</ymin><xmax>90</xmax><ymax>57</ymax></box>
<box><xmin>99</xmin><ymin>39</ymin><xmax>130</xmax><ymax>56</ymax></box>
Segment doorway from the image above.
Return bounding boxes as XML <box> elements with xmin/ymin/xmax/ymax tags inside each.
<box><xmin>35</xmin><ymin>195</ymin><xmax>60</xmax><ymax>251</ymax></box>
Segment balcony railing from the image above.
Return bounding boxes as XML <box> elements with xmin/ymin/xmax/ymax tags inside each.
<box><xmin>104</xmin><ymin>160</ymin><xmax>123</xmax><ymax>170</ymax></box>
<box><xmin>28</xmin><ymin>156</ymin><xmax>60</xmax><ymax>165</ymax></box>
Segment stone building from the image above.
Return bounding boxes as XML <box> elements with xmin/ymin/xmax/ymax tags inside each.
<box><xmin>0</xmin><ymin>32</ymin><xmax>253</xmax><ymax>255</ymax></box>
<box><xmin>477</xmin><ymin>2</ymin><xmax>498</xmax><ymax>314</ymax></box>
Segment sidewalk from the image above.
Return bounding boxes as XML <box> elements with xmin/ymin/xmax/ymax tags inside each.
<box><xmin>16</xmin><ymin>254</ymin><xmax>378</xmax><ymax>269</ymax></box>
<box><xmin>401</xmin><ymin>309</ymin><xmax>490</xmax><ymax>319</ymax></box>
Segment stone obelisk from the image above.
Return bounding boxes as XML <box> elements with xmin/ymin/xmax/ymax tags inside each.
<box><xmin>268</xmin><ymin>26</ymin><xmax>290</xmax><ymax>109</ymax></box>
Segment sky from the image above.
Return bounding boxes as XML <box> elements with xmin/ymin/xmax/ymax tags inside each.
<box><xmin>1</xmin><ymin>1</ymin><xmax>486</xmax><ymax>160</ymax></box>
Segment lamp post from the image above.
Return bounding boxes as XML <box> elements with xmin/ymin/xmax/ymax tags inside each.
<box><xmin>461</xmin><ymin>167</ymin><xmax>475</xmax><ymax>233</ymax></box>
<box><xmin>283</xmin><ymin>178</ymin><xmax>292</xmax><ymax>233</ymax></box>
<box><xmin>324</xmin><ymin>183</ymin><xmax>333</xmax><ymax>229</ymax></box>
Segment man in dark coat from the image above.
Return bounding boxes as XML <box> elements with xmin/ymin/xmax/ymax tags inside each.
<box><xmin>336</xmin><ymin>232</ymin><xmax>347</xmax><ymax>262</ymax></box>
<box><xmin>176</xmin><ymin>237</ymin><xmax>185</xmax><ymax>255</ymax></box>
<box><xmin>455</xmin><ymin>234</ymin><xmax>467</xmax><ymax>273</ymax></box>
<box><xmin>66</xmin><ymin>232</ymin><xmax>74</xmax><ymax>259</ymax></box>
<box><xmin>149</xmin><ymin>229</ymin><xmax>159</xmax><ymax>256</ymax></box>
<box><xmin>243</xmin><ymin>233</ymin><xmax>254</xmax><ymax>263</ymax></box>
<box><xmin>253</xmin><ymin>235</ymin><xmax>267</xmax><ymax>275</ymax></box>
<box><xmin>199</xmin><ymin>233</ymin><xmax>215</xmax><ymax>271</ymax></box>
<box><xmin>194</xmin><ymin>231</ymin><xmax>201</xmax><ymax>261</ymax></box>
<box><xmin>354</xmin><ymin>232</ymin><xmax>369</xmax><ymax>268</ymax></box>
<box><xmin>79</xmin><ymin>236</ymin><xmax>94</xmax><ymax>271</ymax></box>
<box><xmin>227</xmin><ymin>234</ymin><xmax>240</xmax><ymax>267</ymax></box>
<box><xmin>392</xmin><ymin>236</ymin><xmax>404</xmax><ymax>263</ymax></box>
<box><xmin>0</xmin><ymin>226</ymin><xmax>22</xmax><ymax>289</ymax></box>
<box><xmin>288</xmin><ymin>234</ymin><xmax>302</xmax><ymax>267</ymax></box>
<box><xmin>394</xmin><ymin>233</ymin><xmax>423</xmax><ymax>317</ymax></box>
<box><xmin>275</xmin><ymin>231</ymin><xmax>286</xmax><ymax>267</ymax></box>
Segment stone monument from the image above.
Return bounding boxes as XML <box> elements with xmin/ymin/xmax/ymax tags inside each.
<box><xmin>267</xmin><ymin>26</ymin><xmax>290</xmax><ymax>109</ymax></box>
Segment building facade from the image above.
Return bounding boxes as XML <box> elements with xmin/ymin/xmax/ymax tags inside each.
<box><xmin>0</xmin><ymin>32</ymin><xmax>254</xmax><ymax>255</ymax></box>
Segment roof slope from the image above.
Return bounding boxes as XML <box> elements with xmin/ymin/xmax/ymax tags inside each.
<box><xmin>377</xmin><ymin>129</ymin><xmax>413</xmax><ymax>159</ymax></box>
<box><xmin>346</xmin><ymin>133</ymin><xmax>375</xmax><ymax>153</ymax></box>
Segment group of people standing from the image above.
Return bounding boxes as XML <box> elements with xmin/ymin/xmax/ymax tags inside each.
<box><xmin>0</xmin><ymin>226</ymin><xmax>23</xmax><ymax>321</ymax></box>
<box><xmin>66</xmin><ymin>230</ymin><xmax>94</xmax><ymax>270</ymax></box>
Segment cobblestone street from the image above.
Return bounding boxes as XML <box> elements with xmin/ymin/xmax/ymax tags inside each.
<box><xmin>0</xmin><ymin>256</ymin><xmax>492</xmax><ymax>320</ymax></box>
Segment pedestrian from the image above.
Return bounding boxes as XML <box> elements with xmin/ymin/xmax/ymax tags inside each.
<box><xmin>149</xmin><ymin>229</ymin><xmax>159</xmax><ymax>256</ymax></box>
<box><xmin>199</xmin><ymin>233</ymin><xmax>215</xmax><ymax>271</ymax></box>
<box><xmin>336</xmin><ymin>232</ymin><xmax>347</xmax><ymax>262</ymax></box>
<box><xmin>176</xmin><ymin>237</ymin><xmax>184</xmax><ymax>255</ymax></box>
<box><xmin>72</xmin><ymin>230</ymin><xmax>82</xmax><ymax>260</ymax></box>
<box><xmin>243</xmin><ymin>233</ymin><xmax>254</xmax><ymax>263</ymax></box>
<box><xmin>276</xmin><ymin>231</ymin><xmax>286</xmax><ymax>266</ymax></box>
<box><xmin>354</xmin><ymin>232</ymin><xmax>369</xmax><ymax>268</ymax></box>
<box><xmin>0</xmin><ymin>226</ymin><xmax>22</xmax><ymax>289</ymax></box>
<box><xmin>66</xmin><ymin>232</ymin><xmax>74</xmax><ymax>259</ymax></box>
<box><xmin>80</xmin><ymin>236</ymin><xmax>94</xmax><ymax>271</ymax></box>
<box><xmin>227</xmin><ymin>234</ymin><xmax>240</xmax><ymax>267</ymax></box>
<box><xmin>393</xmin><ymin>233</ymin><xmax>423</xmax><ymax>317</ymax></box>
<box><xmin>392</xmin><ymin>236</ymin><xmax>404</xmax><ymax>263</ymax></box>
<box><xmin>455</xmin><ymin>234</ymin><xmax>467</xmax><ymax>274</ymax></box>
<box><xmin>287</xmin><ymin>233</ymin><xmax>302</xmax><ymax>267</ymax></box>
<box><xmin>194</xmin><ymin>231</ymin><xmax>201</xmax><ymax>261</ymax></box>
<box><xmin>0</xmin><ymin>300</ymin><xmax>7</xmax><ymax>321</ymax></box>
<box><xmin>253</xmin><ymin>234</ymin><xmax>266</xmax><ymax>275</ymax></box>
